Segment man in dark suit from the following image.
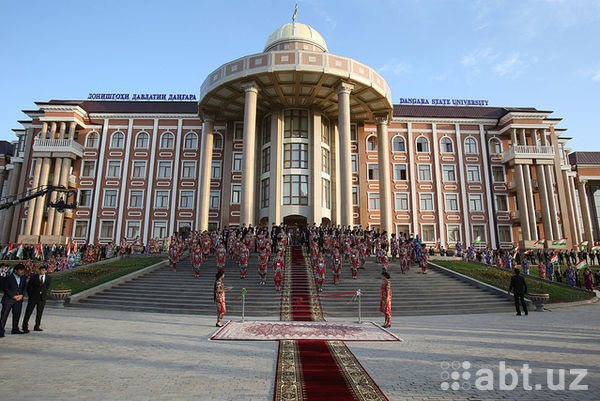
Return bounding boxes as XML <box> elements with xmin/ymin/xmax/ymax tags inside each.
<box><xmin>23</xmin><ymin>264</ymin><xmax>51</xmax><ymax>333</ymax></box>
<box><xmin>508</xmin><ymin>268</ymin><xmax>528</xmax><ymax>316</ymax></box>
<box><xmin>0</xmin><ymin>263</ymin><xmax>27</xmax><ymax>337</ymax></box>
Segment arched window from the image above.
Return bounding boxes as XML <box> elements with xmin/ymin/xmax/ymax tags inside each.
<box><xmin>135</xmin><ymin>132</ymin><xmax>149</xmax><ymax>149</ymax></box>
<box><xmin>110</xmin><ymin>132</ymin><xmax>124</xmax><ymax>149</ymax></box>
<box><xmin>440</xmin><ymin>137</ymin><xmax>453</xmax><ymax>153</ymax></box>
<box><xmin>213</xmin><ymin>133</ymin><xmax>223</xmax><ymax>150</ymax></box>
<box><xmin>416</xmin><ymin>136</ymin><xmax>429</xmax><ymax>153</ymax></box>
<box><xmin>366</xmin><ymin>135</ymin><xmax>378</xmax><ymax>152</ymax></box>
<box><xmin>184</xmin><ymin>132</ymin><xmax>198</xmax><ymax>149</ymax></box>
<box><xmin>391</xmin><ymin>135</ymin><xmax>405</xmax><ymax>152</ymax></box>
<box><xmin>489</xmin><ymin>137</ymin><xmax>502</xmax><ymax>155</ymax></box>
<box><xmin>464</xmin><ymin>137</ymin><xmax>478</xmax><ymax>154</ymax></box>
<box><xmin>85</xmin><ymin>132</ymin><xmax>99</xmax><ymax>148</ymax></box>
<box><xmin>160</xmin><ymin>132</ymin><xmax>174</xmax><ymax>149</ymax></box>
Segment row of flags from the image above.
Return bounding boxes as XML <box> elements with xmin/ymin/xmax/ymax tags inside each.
<box><xmin>1</xmin><ymin>240</ymin><xmax>78</xmax><ymax>260</ymax></box>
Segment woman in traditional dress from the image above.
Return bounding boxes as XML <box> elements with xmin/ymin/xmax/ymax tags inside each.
<box><xmin>380</xmin><ymin>271</ymin><xmax>392</xmax><ymax>328</ymax></box>
<box><xmin>191</xmin><ymin>243</ymin><xmax>203</xmax><ymax>278</ymax></box>
<box><xmin>331</xmin><ymin>247</ymin><xmax>342</xmax><ymax>284</ymax></box>
<box><xmin>257</xmin><ymin>247</ymin><xmax>268</xmax><ymax>285</ymax></box>
<box><xmin>350</xmin><ymin>246</ymin><xmax>359</xmax><ymax>279</ymax></box>
<box><xmin>538</xmin><ymin>262</ymin><xmax>546</xmax><ymax>279</ymax></box>
<box><xmin>216</xmin><ymin>243</ymin><xmax>227</xmax><ymax>272</ymax></box>
<box><xmin>214</xmin><ymin>270</ymin><xmax>231</xmax><ymax>327</ymax></box>
<box><xmin>419</xmin><ymin>248</ymin><xmax>428</xmax><ymax>274</ymax></box>
<box><xmin>273</xmin><ymin>255</ymin><xmax>284</xmax><ymax>291</ymax></box>
<box><xmin>238</xmin><ymin>244</ymin><xmax>249</xmax><ymax>279</ymax></box>
<box><xmin>168</xmin><ymin>236</ymin><xmax>179</xmax><ymax>271</ymax></box>
<box><xmin>583</xmin><ymin>267</ymin><xmax>594</xmax><ymax>291</ymax></box>
<box><xmin>315</xmin><ymin>252</ymin><xmax>326</xmax><ymax>292</ymax></box>
<box><xmin>565</xmin><ymin>265</ymin><xmax>576</xmax><ymax>286</ymax></box>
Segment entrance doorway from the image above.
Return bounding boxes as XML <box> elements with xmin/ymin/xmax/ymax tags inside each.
<box><xmin>283</xmin><ymin>215</ymin><xmax>308</xmax><ymax>228</ymax></box>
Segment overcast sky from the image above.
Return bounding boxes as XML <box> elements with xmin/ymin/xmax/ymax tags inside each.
<box><xmin>1</xmin><ymin>0</ymin><xmax>598</xmax><ymax>150</ymax></box>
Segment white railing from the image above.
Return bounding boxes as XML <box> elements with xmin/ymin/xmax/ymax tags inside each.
<box><xmin>501</xmin><ymin>145</ymin><xmax>554</xmax><ymax>163</ymax></box>
<box><xmin>33</xmin><ymin>138</ymin><xmax>84</xmax><ymax>158</ymax></box>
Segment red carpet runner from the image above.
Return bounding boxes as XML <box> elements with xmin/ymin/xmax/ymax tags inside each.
<box><xmin>274</xmin><ymin>245</ymin><xmax>388</xmax><ymax>401</ymax></box>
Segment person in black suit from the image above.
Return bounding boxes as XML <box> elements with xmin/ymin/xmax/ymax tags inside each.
<box><xmin>22</xmin><ymin>264</ymin><xmax>51</xmax><ymax>333</ymax></box>
<box><xmin>508</xmin><ymin>268</ymin><xmax>528</xmax><ymax>316</ymax></box>
<box><xmin>0</xmin><ymin>263</ymin><xmax>27</xmax><ymax>337</ymax></box>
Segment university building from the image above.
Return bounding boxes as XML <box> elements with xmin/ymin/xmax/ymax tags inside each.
<box><xmin>2</xmin><ymin>22</ymin><xmax>599</xmax><ymax>249</ymax></box>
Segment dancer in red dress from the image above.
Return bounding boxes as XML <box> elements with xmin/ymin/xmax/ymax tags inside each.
<box><xmin>331</xmin><ymin>247</ymin><xmax>342</xmax><ymax>284</ymax></box>
<box><xmin>273</xmin><ymin>255</ymin><xmax>284</xmax><ymax>291</ymax></box>
<box><xmin>214</xmin><ymin>270</ymin><xmax>231</xmax><ymax>327</ymax></box>
<box><xmin>168</xmin><ymin>236</ymin><xmax>179</xmax><ymax>271</ymax></box>
<box><xmin>191</xmin><ymin>242</ymin><xmax>203</xmax><ymax>277</ymax></box>
<box><xmin>258</xmin><ymin>247</ymin><xmax>269</xmax><ymax>285</ymax></box>
<box><xmin>315</xmin><ymin>253</ymin><xmax>326</xmax><ymax>292</ymax></box>
<box><xmin>216</xmin><ymin>243</ymin><xmax>226</xmax><ymax>272</ymax></box>
<box><xmin>419</xmin><ymin>249</ymin><xmax>428</xmax><ymax>274</ymax></box>
<box><xmin>380</xmin><ymin>271</ymin><xmax>392</xmax><ymax>328</ymax></box>
<box><xmin>350</xmin><ymin>246</ymin><xmax>359</xmax><ymax>279</ymax></box>
<box><xmin>238</xmin><ymin>244</ymin><xmax>249</xmax><ymax>279</ymax></box>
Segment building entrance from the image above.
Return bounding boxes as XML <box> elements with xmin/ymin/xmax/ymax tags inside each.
<box><xmin>283</xmin><ymin>215</ymin><xmax>308</xmax><ymax>228</ymax></box>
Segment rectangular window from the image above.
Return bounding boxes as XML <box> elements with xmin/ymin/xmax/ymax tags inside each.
<box><xmin>283</xmin><ymin>175</ymin><xmax>309</xmax><ymax>205</ymax></box>
<box><xmin>322</xmin><ymin>148</ymin><xmax>330</xmax><ymax>174</ymax></box>
<box><xmin>322</xmin><ymin>178</ymin><xmax>331</xmax><ymax>209</ymax></box>
<box><xmin>262</xmin><ymin>115</ymin><xmax>271</xmax><ymax>146</ymax></box>
<box><xmin>350</xmin><ymin>124</ymin><xmax>357</xmax><ymax>141</ymax></box>
<box><xmin>179</xmin><ymin>190</ymin><xmax>194</xmax><ymax>209</ymax></box>
<box><xmin>154</xmin><ymin>190</ymin><xmax>169</xmax><ymax>209</ymax></box>
<box><xmin>491</xmin><ymin>165</ymin><xmax>505</xmax><ymax>182</ymax></box>
<box><xmin>368</xmin><ymin>192</ymin><xmax>380</xmax><ymax>210</ymax></box>
<box><xmin>444</xmin><ymin>193</ymin><xmax>459</xmax><ymax>211</ymax></box>
<box><xmin>103</xmin><ymin>189</ymin><xmax>118</xmax><ymax>208</ymax></box>
<box><xmin>469</xmin><ymin>194</ymin><xmax>483</xmax><ymax>211</ymax></box>
<box><xmin>394</xmin><ymin>192</ymin><xmax>409</xmax><ymax>211</ymax></box>
<box><xmin>496</xmin><ymin>194</ymin><xmax>509</xmax><ymax>212</ymax></box>
<box><xmin>442</xmin><ymin>165</ymin><xmax>456</xmax><ymax>182</ymax></box>
<box><xmin>74</xmin><ymin>220</ymin><xmax>89</xmax><ymax>238</ymax></box>
<box><xmin>151</xmin><ymin>221</ymin><xmax>167</xmax><ymax>239</ymax></box>
<box><xmin>157</xmin><ymin>161</ymin><xmax>172</xmax><ymax>179</ymax></box>
<box><xmin>393</xmin><ymin>164</ymin><xmax>408</xmax><ymax>181</ymax></box>
<box><xmin>100</xmin><ymin>220</ymin><xmax>115</xmax><ymax>239</ymax></box>
<box><xmin>417</xmin><ymin>164</ymin><xmax>432</xmax><ymax>181</ymax></box>
<box><xmin>283</xmin><ymin>110</ymin><xmax>309</xmax><ymax>138</ymax></box>
<box><xmin>234</xmin><ymin>123</ymin><xmax>244</xmax><ymax>141</ymax></box>
<box><xmin>352</xmin><ymin>186</ymin><xmax>359</xmax><ymax>206</ymax></box>
<box><xmin>81</xmin><ymin>160</ymin><xmax>96</xmax><ymax>177</ymax></box>
<box><xmin>129</xmin><ymin>190</ymin><xmax>144</xmax><ymax>208</ymax></box>
<box><xmin>422</xmin><ymin>224</ymin><xmax>435</xmax><ymax>242</ymax></box>
<box><xmin>125</xmin><ymin>221</ymin><xmax>141</xmax><ymax>239</ymax></box>
<box><xmin>351</xmin><ymin>154</ymin><xmax>358</xmax><ymax>173</ymax></box>
<box><xmin>131</xmin><ymin>160</ymin><xmax>147</xmax><ymax>179</ymax></box>
<box><xmin>29</xmin><ymin>159</ymin><xmax>37</xmax><ymax>177</ymax></box>
<box><xmin>262</xmin><ymin>147</ymin><xmax>271</xmax><ymax>174</ymax></box>
<box><xmin>321</xmin><ymin>120</ymin><xmax>330</xmax><ymax>145</ymax></box>
<box><xmin>211</xmin><ymin>160</ymin><xmax>221</xmax><ymax>179</ymax></box>
<box><xmin>498</xmin><ymin>225</ymin><xmax>512</xmax><ymax>243</ymax></box>
<box><xmin>472</xmin><ymin>225</ymin><xmax>487</xmax><ymax>243</ymax></box>
<box><xmin>79</xmin><ymin>189</ymin><xmax>93</xmax><ymax>207</ymax></box>
<box><xmin>232</xmin><ymin>153</ymin><xmax>243</xmax><ymax>171</ymax></box>
<box><xmin>283</xmin><ymin>143</ymin><xmax>309</xmax><ymax>169</ymax></box>
<box><xmin>106</xmin><ymin>161</ymin><xmax>121</xmax><ymax>178</ymax></box>
<box><xmin>447</xmin><ymin>224</ymin><xmax>461</xmax><ymax>243</ymax></box>
<box><xmin>367</xmin><ymin>164</ymin><xmax>379</xmax><ymax>180</ymax></box>
<box><xmin>209</xmin><ymin>190</ymin><xmax>220</xmax><ymax>209</ymax></box>
<box><xmin>419</xmin><ymin>193</ymin><xmax>434</xmax><ymax>211</ymax></box>
<box><xmin>466</xmin><ymin>165</ymin><xmax>481</xmax><ymax>182</ymax></box>
<box><xmin>182</xmin><ymin>161</ymin><xmax>197</xmax><ymax>179</ymax></box>
<box><xmin>261</xmin><ymin>179</ymin><xmax>270</xmax><ymax>208</ymax></box>
<box><xmin>231</xmin><ymin>184</ymin><xmax>241</xmax><ymax>204</ymax></box>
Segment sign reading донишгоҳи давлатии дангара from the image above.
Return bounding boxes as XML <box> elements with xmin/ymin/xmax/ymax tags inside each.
<box><xmin>87</xmin><ymin>93</ymin><xmax>197</xmax><ymax>101</ymax></box>
<box><xmin>399</xmin><ymin>97</ymin><xmax>489</xmax><ymax>106</ymax></box>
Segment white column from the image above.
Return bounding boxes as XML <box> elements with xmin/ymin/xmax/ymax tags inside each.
<box><xmin>46</xmin><ymin>122</ymin><xmax>67</xmax><ymax>235</ymax></box>
<box><xmin>541</xmin><ymin>131</ymin><xmax>560</xmax><ymax>239</ymax></box>
<box><xmin>479</xmin><ymin>124</ymin><xmax>497</xmax><ymax>248</ymax></box>
<box><xmin>25</xmin><ymin>122</ymin><xmax>48</xmax><ymax>235</ymax></box>
<box><xmin>511</xmin><ymin>128</ymin><xmax>531</xmax><ymax>241</ymax></box>
<box><xmin>169</xmin><ymin>119</ymin><xmax>183</xmax><ymax>234</ymax></box>
<box><xmin>32</xmin><ymin>158</ymin><xmax>51</xmax><ymax>236</ymax></box>
<box><xmin>376</xmin><ymin>115</ymin><xmax>393</xmax><ymax>237</ymax></box>
<box><xmin>311</xmin><ymin>110</ymin><xmax>323</xmax><ymax>225</ymax></box>
<box><xmin>455</xmin><ymin>124</ymin><xmax>471</xmax><ymax>244</ymax></box>
<box><xmin>332</xmin><ymin>122</ymin><xmax>342</xmax><ymax>226</ymax></box>
<box><xmin>407</xmin><ymin>122</ymin><xmax>418</xmax><ymax>237</ymax></box>
<box><xmin>240</xmin><ymin>81</ymin><xmax>259</xmax><ymax>227</ymax></box>
<box><xmin>431</xmin><ymin>123</ymin><xmax>445</xmax><ymax>247</ymax></box>
<box><xmin>53</xmin><ymin>121</ymin><xmax>78</xmax><ymax>237</ymax></box>
<box><xmin>89</xmin><ymin>119</ymin><xmax>109</xmax><ymax>243</ymax></box>
<box><xmin>269</xmin><ymin>110</ymin><xmax>282</xmax><ymax>226</ymax></box>
<box><xmin>198</xmin><ymin>116</ymin><xmax>215</xmax><ymax>231</ymax></box>
<box><xmin>337</xmin><ymin>81</ymin><xmax>354</xmax><ymax>228</ymax></box>
<box><xmin>115</xmin><ymin>119</ymin><xmax>134</xmax><ymax>240</ymax></box>
<box><xmin>142</xmin><ymin>119</ymin><xmax>159</xmax><ymax>243</ymax></box>
<box><xmin>520</xmin><ymin>129</ymin><xmax>538</xmax><ymax>240</ymax></box>
<box><xmin>563</xmin><ymin>170</ymin><xmax>579</xmax><ymax>245</ymax></box>
<box><xmin>577</xmin><ymin>179</ymin><xmax>594</xmax><ymax>244</ymax></box>
<box><xmin>568</xmin><ymin>174</ymin><xmax>582</xmax><ymax>243</ymax></box>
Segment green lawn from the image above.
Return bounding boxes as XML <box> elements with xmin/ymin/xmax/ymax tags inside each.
<box><xmin>433</xmin><ymin>260</ymin><xmax>595</xmax><ymax>304</ymax></box>
<box><xmin>49</xmin><ymin>257</ymin><xmax>165</xmax><ymax>294</ymax></box>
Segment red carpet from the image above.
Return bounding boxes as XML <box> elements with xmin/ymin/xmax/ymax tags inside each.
<box><xmin>273</xmin><ymin>245</ymin><xmax>388</xmax><ymax>401</ymax></box>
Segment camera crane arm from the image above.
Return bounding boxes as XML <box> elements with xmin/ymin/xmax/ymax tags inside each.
<box><xmin>0</xmin><ymin>185</ymin><xmax>77</xmax><ymax>212</ymax></box>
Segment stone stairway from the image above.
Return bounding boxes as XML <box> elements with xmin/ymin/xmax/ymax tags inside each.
<box><xmin>74</xmin><ymin>251</ymin><xmax>514</xmax><ymax>317</ymax></box>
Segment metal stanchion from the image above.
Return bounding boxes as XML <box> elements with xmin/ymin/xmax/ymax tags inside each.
<box><xmin>357</xmin><ymin>289</ymin><xmax>362</xmax><ymax>323</ymax></box>
<box><xmin>241</xmin><ymin>288</ymin><xmax>247</xmax><ymax>322</ymax></box>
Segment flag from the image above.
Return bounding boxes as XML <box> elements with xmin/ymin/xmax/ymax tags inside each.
<box><xmin>292</xmin><ymin>2</ymin><xmax>298</xmax><ymax>22</ymax></box>
<box><xmin>434</xmin><ymin>238</ymin><xmax>441</xmax><ymax>250</ymax></box>
<box><xmin>34</xmin><ymin>243</ymin><xmax>42</xmax><ymax>260</ymax></box>
<box><xmin>16</xmin><ymin>243</ymin><xmax>24</xmax><ymax>259</ymax></box>
<box><xmin>550</xmin><ymin>253</ymin><xmax>558</xmax><ymax>264</ymax></box>
<box><xmin>473</xmin><ymin>235</ymin><xmax>481</xmax><ymax>244</ymax></box>
<box><xmin>576</xmin><ymin>259</ymin><xmax>588</xmax><ymax>270</ymax></box>
<box><xmin>66</xmin><ymin>240</ymin><xmax>72</xmax><ymax>257</ymax></box>
<box><xmin>512</xmin><ymin>244</ymin><xmax>520</xmax><ymax>254</ymax></box>
<box><xmin>592</xmin><ymin>245</ymin><xmax>600</xmax><ymax>252</ymax></box>
<box><xmin>578</xmin><ymin>240</ymin><xmax>588</xmax><ymax>248</ymax></box>
<box><xmin>73</xmin><ymin>240</ymin><xmax>78</xmax><ymax>253</ymax></box>
<box><xmin>552</xmin><ymin>238</ymin><xmax>567</xmax><ymax>246</ymax></box>
<box><xmin>9</xmin><ymin>241</ymin><xmax>13</xmax><ymax>251</ymax></box>
<box><xmin>534</xmin><ymin>238</ymin><xmax>545</xmax><ymax>245</ymax></box>
<box><xmin>524</xmin><ymin>250</ymin><xmax>532</xmax><ymax>255</ymax></box>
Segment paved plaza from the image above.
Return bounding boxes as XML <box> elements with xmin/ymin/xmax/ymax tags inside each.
<box><xmin>0</xmin><ymin>302</ymin><xmax>598</xmax><ymax>400</ymax></box>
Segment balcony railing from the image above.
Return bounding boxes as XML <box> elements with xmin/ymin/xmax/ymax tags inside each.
<box><xmin>501</xmin><ymin>145</ymin><xmax>554</xmax><ymax>163</ymax></box>
<box><xmin>32</xmin><ymin>138</ymin><xmax>84</xmax><ymax>158</ymax></box>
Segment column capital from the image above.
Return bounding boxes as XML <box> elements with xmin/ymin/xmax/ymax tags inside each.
<box><xmin>577</xmin><ymin>177</ymin><xmax>588</xmax><ymax>185</ymax></box>
<box><xmin>336</xmin><ymin>81</ymin><xmax>354</xmax><ymax>95</ymax></box>
<box><xmin>201</xmin><ymin>113</ymin><xmax>216</xmax><ymax>123</ymax></box>
<box><xmin>241</xmin><ymin>80</ymin><xmax>259</xmax><ymax>93</ymax></box>
<box><xmin>374</xmin><ymin>113</ymin><xmax>389</xmax><ymax>125</ymax></box>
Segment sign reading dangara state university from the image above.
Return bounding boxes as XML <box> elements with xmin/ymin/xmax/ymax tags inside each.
<box><xmin>87</xmin><ymin>93</ymin><xmax>197</xmax><ymax>101</ymax></box>
<box><xmin>398</xmin><ymin>97</ymin><xmax>489</xmax><ymax>106</ymax></box>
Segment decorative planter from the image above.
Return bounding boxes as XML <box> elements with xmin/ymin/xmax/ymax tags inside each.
<box><xmin>50</xmin><ymin>289</ymin><xmax>72</xmax><ymax>308</ymax></box>
<box><xmin>529</xmin><ymin>293</ymin><xmax>549</xmax><ymax>312</ymax></box>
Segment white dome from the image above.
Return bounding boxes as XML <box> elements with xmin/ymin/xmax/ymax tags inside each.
<box><xmin>264</xmin><ymin>22</ymin><xmax>328</xmax><ymax>52</ymax></box>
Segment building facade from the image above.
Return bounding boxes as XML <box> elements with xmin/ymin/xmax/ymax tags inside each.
<box><xmin>2</xmin><ymin>22</ymin><xmax>598</xmax><ymax>249</ymax></box>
